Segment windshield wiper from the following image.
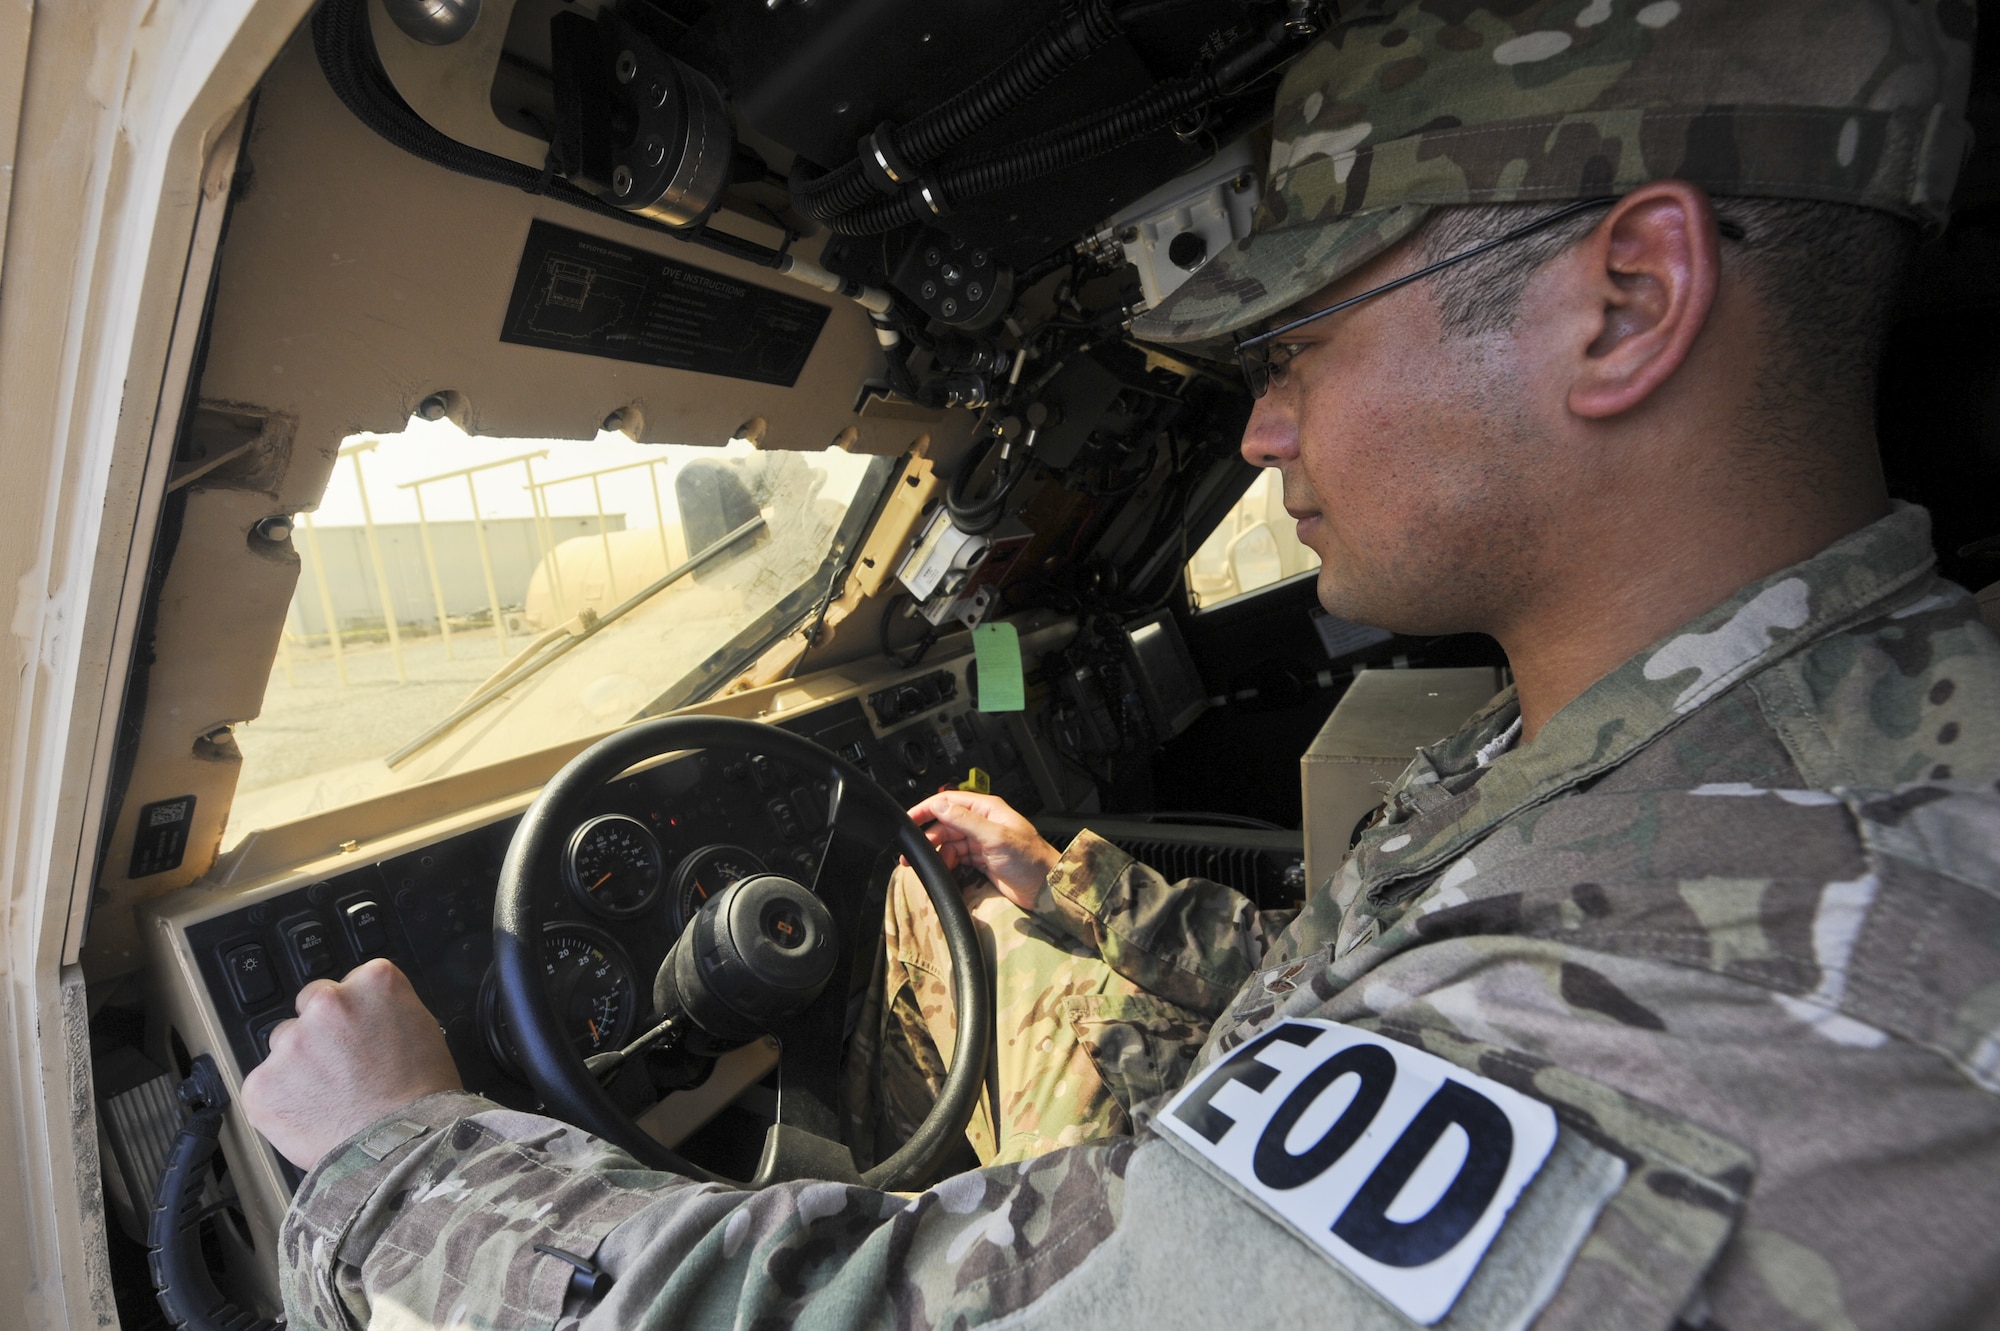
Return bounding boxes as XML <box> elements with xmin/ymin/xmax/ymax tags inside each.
<box><xmin>386</xmin><ymin>515</ymin><xmax>767</xmax><ymax>768</ymax></box>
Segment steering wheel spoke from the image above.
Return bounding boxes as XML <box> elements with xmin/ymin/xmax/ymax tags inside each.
<box><xmin>809</xmin><ymin>772</ymin><xmax>901</xmax><ymax>911</ymax></box>
<box><xmin>746</xmin><ymin>1002</ymin><xmax>855</xmax><ymax>1184</ymax></box>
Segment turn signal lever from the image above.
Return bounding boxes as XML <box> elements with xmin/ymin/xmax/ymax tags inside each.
<box><xmin>148</xmin><ymin>1055</ymin><xmax>283</xmax><ymax>1331</ymax></box>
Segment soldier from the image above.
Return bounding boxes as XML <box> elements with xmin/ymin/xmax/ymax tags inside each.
<box><xmin>244</xmin><ymin>2</ymin><xmax>2000</xmax><ymax>1329</ymax></box>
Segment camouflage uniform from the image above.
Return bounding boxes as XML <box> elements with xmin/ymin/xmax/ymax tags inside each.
<box><xmin>273</xmin><ymin>3</ymin><xmax>2000</xmax><ymax>1329</ymax></box>
<box><xmin>277</xmin><ymin>504</ymin><xmax>2000</xmax><ymax>1331</ymax></box>
<box><xmin>837</xmin><ymin>867</ymin><xmax>1240</xmax><ymax>1171</ymax></box>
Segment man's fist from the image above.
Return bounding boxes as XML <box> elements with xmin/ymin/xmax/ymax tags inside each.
<box><xmin>905</xmin><ymin>790</ymin><xmax>1061</xmax><ymax>910</ymax></box>
<box><xmin>241</xmin><ymin>959</ymin><xmax>462</xmax><ymax>1171</ymax></box>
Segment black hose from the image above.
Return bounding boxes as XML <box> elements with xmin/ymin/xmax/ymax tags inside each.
<box><xmin>944</xmin><ymin>432</ymin><xmax>1031</xmax><ymax>535</ymax></box>
<box><xmin>148</xmin><ymin>1056</ymin><xmax>284</xmax><ymax>1331</ymax></box>
<box><xmin>945</xmin><ymin>433</ymin><xmax>1004</xmax><ymax>523</ymax></box>
<box><xmin>311</xmin><ymin>0</ymin><xmax>784</xmax><ymax>269</ymax></box>
<box><xmin>791</xmin><ymin>0</ymin><xmax>1123</xmax><ymax>223</ymax></box>
<box><xmin>880</xmin><ymin>592</ymin><xmax>939</xmax><ymax>669</ymax></box>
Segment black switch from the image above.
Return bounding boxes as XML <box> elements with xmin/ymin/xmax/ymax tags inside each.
<box><xmin>223</xmin><ymin>943</ymin><xmax>276</xmax><ymax>1008</ymax></box>
<box><xmin>750</xmin><ymin>755</ymin><xmax>778</xmax><ymax>792</ymax></box>
<box><xmin>286</xmin><ymin>919</ymin><xmax>336</xmax><ymax>982</ymax></box>
<box><xmin>252</xmin><ymin>1014</ymin><xmax>287</xmax><ymax>1059</ymax></box>
<box><xmin>343</xmin><ymin>898</ymin><xmax>389</xmax><ymax>958</ymax></box>
<box><xmin>767</xmin><ymin>799</ymin><xmax>802</xmax><ymax>841</ymax></box>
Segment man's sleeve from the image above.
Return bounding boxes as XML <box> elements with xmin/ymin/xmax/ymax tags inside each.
<box><xmin>1030</xmin><ymin>830</ymin><xmax>1297</xmax><ymax>1018</ymax></box>
<box><xmin>279</xmin><ymin>1090</ymin><xmax>1135</xmax><ymax>1331</ymax></box>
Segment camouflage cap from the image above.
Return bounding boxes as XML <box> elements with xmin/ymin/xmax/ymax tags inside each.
<box><xmin>1134</xmin><ymin>0</ymin><xmax>1977</xmax><ymax>346</ymax></box>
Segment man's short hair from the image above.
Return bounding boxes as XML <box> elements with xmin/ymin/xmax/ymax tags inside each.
<box><xmin>1413</xmin><ymin>198</ymin><xmax>1918</xmax><ymax>418</ymax></box>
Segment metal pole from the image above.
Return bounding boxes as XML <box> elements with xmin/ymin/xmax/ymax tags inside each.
<box><xmin>399</xmin><ymin>451</ymin><xmax>546</xmax><ymax>658</ymax></box>
<box><xmin>590</xmin><ymin>474</ymin><xmax>618</xmax><ymax>603</ymax></box>
<box><xmin>346</xmin><ymin>444</ymin><xmax>407</xmax><ymax>683</ymax></box>
<box><xmin>466</xmin><ymin>472</ymin><xmax>510</xmax><ymax>655</ymax></box>
<box><xmin>647</xmin><ymin>460</ymin><xmax>672</xmax><ymax>573</ymax></box>
<box><xmin>411</xmin><ymin>486</ymin><xmax>456</xmax><ymax>658</ymax></box>
<box><xmin>276</xmin><ymin>600</ymin><xmax>299</xmax><ymax>686</ymax></box>
<box><xmin>301</xmin><ymin>512</ymin><xmax>349</xmax><ymax>687</ymax></box>
<box><xmin>525</xmin><ymin>456</ymin><xmax>567</xmax><ymax>620</ymax></box>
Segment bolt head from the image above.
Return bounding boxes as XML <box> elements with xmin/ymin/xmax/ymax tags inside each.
<box><xmin>615</xmin><ymin>50</ymin><xmax>638</xmax><ymax>83</ymax></box>
<box><xmin>643</xmin><ymin>137</ymin><xmax>666</xmax><ymax>167</ymax></box>
<box><xmin>940</xmin><ymin>298</ymin><xmax>959</xmax><ymax>318</ymax></box>
<box><xmin>613</xmin><ymin>165</ymin><xmax>634</xmax><ymax>197</ymax></box>
<box><xmin>966</xmin><ymin>282</ymin><xmax>984</xmax><ymax>302</ymax></box>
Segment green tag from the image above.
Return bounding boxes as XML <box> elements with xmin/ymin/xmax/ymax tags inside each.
<box><xmin>973</xmin><ymin>622</ymin><xmax>1024</xmax><ymax>712</ymax></box>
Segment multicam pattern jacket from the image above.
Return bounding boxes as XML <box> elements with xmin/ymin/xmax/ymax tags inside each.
<box><xmin>280</xmin><ymin>505</ymin><xmax>2000</xmax><ymax>1331</ymax></box>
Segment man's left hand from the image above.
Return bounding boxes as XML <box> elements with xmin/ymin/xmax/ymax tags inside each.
<box><xmin>241</xmin><ymin>958</ymin><xmax>463</xmax><ymax>1171</ymax></box>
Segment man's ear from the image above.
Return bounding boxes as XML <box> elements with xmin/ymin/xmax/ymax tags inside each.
<box><xmin>1565</xmin><ymin>181</ymin><xmax>1722</xmax><ymax>420</ymax></box>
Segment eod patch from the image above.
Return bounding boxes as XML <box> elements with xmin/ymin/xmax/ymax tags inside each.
<box><xmin>1156</xmin><ymin>1020</ymin><xmax>1557</xmax><ymax>1325</ymax></box>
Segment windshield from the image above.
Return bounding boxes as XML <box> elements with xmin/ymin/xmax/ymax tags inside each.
<box><xmin>225</xmin><ymin>419</ymin><xmax>894</xmax><ymax>846</ymax></box>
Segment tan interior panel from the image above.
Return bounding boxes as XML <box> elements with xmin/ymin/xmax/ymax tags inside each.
<box><xmin>83</xmin><ymin>23</ymin><xmax>981</xmax><ymax>978</ymax></box>
<box><xmin>1300</xmin><ymin>667</ymin><xmax>1506</xmax><ymax>891</ymax></box>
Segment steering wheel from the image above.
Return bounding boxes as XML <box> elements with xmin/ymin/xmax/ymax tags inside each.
<box><xmin>493</xmin><ymin>716</ymin><xmax>990</xmax><ymax>1189</ymax></box>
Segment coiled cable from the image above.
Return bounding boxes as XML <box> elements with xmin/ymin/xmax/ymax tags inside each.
<box><xmin>822</xmin><ymin>17</ymin><xmax>1303</xmax><ymax>236</ymax></box>
<box><xmin>791</xmin><ymin>0</ymin><xmax>1123</xmax><ymax>223</ymax></box>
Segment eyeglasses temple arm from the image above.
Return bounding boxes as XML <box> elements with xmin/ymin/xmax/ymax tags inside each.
<box><xmin>1237</xmin><ymin>197</ymin><xmax>1614</xmax><ymax>351</ymax></box>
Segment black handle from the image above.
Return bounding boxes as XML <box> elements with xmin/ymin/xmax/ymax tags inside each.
<box><xmin>146</xmin><ymin>1055</ymin><xmax>283</xmax><ymax>1331</ymax></box>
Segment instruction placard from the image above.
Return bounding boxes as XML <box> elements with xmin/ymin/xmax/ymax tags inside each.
<box><xmin>500</xmin><ymin>219</ymin><xmax>830</xmax><ymax>387</ymax></box>
<box><xmin>129</xmin><ymin>795</ymin><xmax>196</xmax><ymax>878</ymax></box>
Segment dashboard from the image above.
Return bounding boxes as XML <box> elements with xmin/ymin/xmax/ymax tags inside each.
<box><xmin>181</xmin><ymin>690</ymin><xmax>1039</xmax><ymax>1117</ymax></box>
<box><xmin>180</xmin><ymin>683</ymin><xmax>1040</xmax><ymax>1095</ymax></box>
<box><xmin>139</xmin><ymin>646</ymin><xmax>1056</xmax><ymax>1268</ymax></box>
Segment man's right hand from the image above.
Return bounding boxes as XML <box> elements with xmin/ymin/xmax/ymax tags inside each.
<box><xmin>905</xmin><ymin>790</ymin><xmax>1061</xmax><ymax>911</ymax></box>
<box><xmin>241</xmin><ymin>958</ymin><xmax>462</xmax><ymax>1171</ymax></box>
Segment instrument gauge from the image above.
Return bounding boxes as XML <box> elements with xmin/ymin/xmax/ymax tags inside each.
<box><xmin>479</xmin><ymin>923</ymin><xmax>639</xmax><ymax>1079</ymax></box>
<box><xmin>670</xmin><ymin>844</ymin><xmax>768</xmax><ymax>931</ymax></box>
<box><xmin>565</xmin><ymin>814</ymin><xmax>664</xmax><ymax>917</ymax></box>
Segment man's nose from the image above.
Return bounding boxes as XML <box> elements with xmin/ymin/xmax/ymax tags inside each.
<box><xmin>1240</xmin><ymin>390</ymin><xmax>1299</xmax><ymax>468</ymax></box>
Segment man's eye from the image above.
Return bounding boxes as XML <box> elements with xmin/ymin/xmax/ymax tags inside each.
<box><xmin>1273</xmin><ymin>341</ymin><xmax>1310</xmax><ymax>365</ymax></box>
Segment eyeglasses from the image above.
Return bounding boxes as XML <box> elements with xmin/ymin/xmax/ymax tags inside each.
<box><xmin>1234</xmin><ymin>198</ymin><xmax>1616</xmax><ymax>398</ymax></box>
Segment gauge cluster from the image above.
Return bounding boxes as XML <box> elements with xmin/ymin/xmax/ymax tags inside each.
<box><xmin>178</xmin><ymin>691</ymin><xmax>1044</xmax><ymax>1122</ymax></box>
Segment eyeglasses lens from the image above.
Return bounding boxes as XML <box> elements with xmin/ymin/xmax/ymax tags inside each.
<box><xmin>1238</xmin><ymin>343</ymin><xmax>1271</xmax><ymax>399</ymax></box>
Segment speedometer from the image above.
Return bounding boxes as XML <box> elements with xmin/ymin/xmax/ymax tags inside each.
<box><xmin>670</xmin><ymin>844</ymin><xmax>767</xmax><ymax>931</ymax></box>
<box><xmin>565</xmin><ymin>813</ymin><xmax>664</xmax><ymax>917</ymax></box>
